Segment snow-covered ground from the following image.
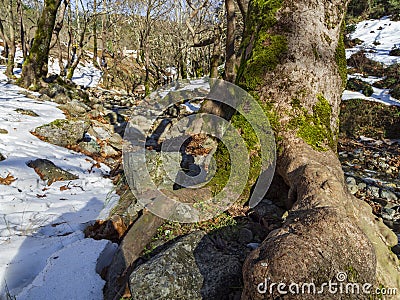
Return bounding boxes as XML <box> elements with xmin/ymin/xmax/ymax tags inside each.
<box><xmin>342</xmin><ymin>74</ymin><xmax>400</xmax><ymax>106</ymax></box>
<box><xmin>343</xmin><ymin>16</ymin><xmax>400</xmax><ymax>105</ymax></box>
<box><xmin>48</xmin><ymin>57</ymin><xmax>102</xmax><ymax>88</ymax></box>
<box><xmin>345</xmin><ymin>16</ymin><xmax>400</xmax><ymax>65</ymax></box>
<box><xmin>0</xmin><ymin>77</ymin><xmax>118</xmax><ymax>298</ymax></box>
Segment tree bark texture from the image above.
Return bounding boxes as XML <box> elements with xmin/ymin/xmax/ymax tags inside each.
<box><xmin>237</xmin><ymin>0</ymin><xmax>400</xmax><ymax>298</ymax></box>
<box><xmin>20</xmin><ymin>0</ymin><xmax>62</xmax><ymax>88</ymax></box>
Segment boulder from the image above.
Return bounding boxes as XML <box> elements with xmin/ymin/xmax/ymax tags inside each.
<box><xmin>108</xmin><ymin>133</ymin><xmax>123</xmax><ymax>150</ymax></box>
<box><xmin>34</xmin><ymin>119</ymin><xmax>90</xmax><ymax>147</ymax></box>
<box><xmin>0</xmin><ymin>153</ymin><xmax>5</xmax><ymax>161</ymax></box>
<box><xmin>39</xmin><ymin>84</ymin><xmax>66</xmax><ymax>99</ymax></box>
<box><xmin>53</xmin><ymin>93</ymin><xmax>72</xmax><ymax>104</ymax></box>
<box><xmin>78</xmin><ymin>140</ymin><xmax>101</xmax><ymax>155</ymax></box>
<box><xmin>102</xmin><ymin>144</ymin><xmax>119</xmax><ymax>157</ymax></box>
<box><xmin>129</xmin><ymin>231</ymin><xmax>242</xmax><ymax>300</ymax></box>
<box><xmin>59</xmin><ymin>100</ymin><xmax>90</xmax><ymax>117</ymax></box>
<box><xmin>15</xmin><ymin>108</ymin><xmax>39</xmax><ymax>117</ymax></box>
<box><xmin>27</xmin><ymin>158</ymin><xmax>78</xmax><ymax>185</ymax></box>
<box><xmin>88</xmin><ymin>120</ymin><xmax>114</xmax><ymax>141</ymax></box>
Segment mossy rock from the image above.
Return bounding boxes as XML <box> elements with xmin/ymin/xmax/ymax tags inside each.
<box><xmin>27</xmin><ymin>158</ymin><xmax>78</xmax><ymax>185</ymax></box>
<box><xmin>339</xmin><ymin>99</ymin><xmax>400</xmax><ymax>139</ymax></box>
<box><xmin>34</xmin><ymin>119</ymin><xmax>90</xmax><ymax>147</ymax></box>
<box><xmin>0</xmin><ymin>128</ymin><xmax>8</xmax><ymax>134</ymax></box>
<box><xmin>15</xmin><ymin>108</ymin><xmax>39</xmax><ymax>117</ymax></box>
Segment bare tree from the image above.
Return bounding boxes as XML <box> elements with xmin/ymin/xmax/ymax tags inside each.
<box><xmin>19</xmin><ymin>0</ymin><xmax>62</xmax><ymax>88</ymax></box>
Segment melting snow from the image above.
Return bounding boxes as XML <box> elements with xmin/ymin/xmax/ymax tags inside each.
<box><xmin>343</xmin><ymin>17</ymin><xmax>400</xmax><ymax>105</ymax></box>
<box><xmin>0</xmin><ymin>78</ymin><xmax>118</xmax><ymax>298</ymax></box>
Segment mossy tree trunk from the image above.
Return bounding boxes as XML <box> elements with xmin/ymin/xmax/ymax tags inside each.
<box><xmin>19</xmin><ymin>0</ymin><xmax>62</xmax><ymax>88</ymax></box>
<box><xmin>237</xmin><ymin>0</ymin><xmax>400</xmax><ymax>297</ymax></box>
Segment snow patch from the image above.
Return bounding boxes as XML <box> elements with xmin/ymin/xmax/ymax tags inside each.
<box><xmin>0</xmin><ymin>74</ymin><xmax>118</xmax><ymax>298</ymax></box>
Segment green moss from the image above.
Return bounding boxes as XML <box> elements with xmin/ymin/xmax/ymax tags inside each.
<box><xmin>289</xmin><ymin>94</ymin><xmax>335</xmax><ymax>151</ymax></box>
<box><xmin>346</xmin><ymin>266</ymin><xmax>359</xmax><ymax>282</ymax></box>
<box><xmin>48</xmin><ymin>119</ymin><xmax>68</xmax><ymax>128</ymax></box>
<box><xmin>336</xmin><ymin>21</ymin><xmax>347</xmax><ymax>89</ymax></box>
<box><xmin>206</xmin><ymin>141</ymin><xmax>231</xmax><ymax>196</ymax></box>
<box><xmin>206</xmin><ymin>112</ymin><xmax>262</xmax><ymax>204</ymax></box>
<box><xmin>144</xmin><ymin>82</ymin><xmax>150</xmax><ymax>96</ymax></box>
<box><xmin>236</xmin><ymin>0</ymin><xmax>287</xmax><ymax>91</ymax></box>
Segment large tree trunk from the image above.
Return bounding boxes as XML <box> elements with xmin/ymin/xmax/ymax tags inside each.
<box><xmin>19</xmin><ymin>0</ymin><xmax>62</xmax><ymax>88</ymax></box>
<box><xmin>237</xmin><ymin>0</ymin><xmax>400</xmax><ymax>298</ymax></box>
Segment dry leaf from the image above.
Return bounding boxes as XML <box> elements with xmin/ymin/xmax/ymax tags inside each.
<box><xmin>60</xmin><ymin>185</ymin><xmax>70</xmax><ymax>191</ymax></box>
<box><xmin>0</xmin><ymin>173</ymin><xmax>16</xmax><ymax>185</ymax></box>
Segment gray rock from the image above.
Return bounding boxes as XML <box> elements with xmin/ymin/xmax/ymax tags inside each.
<box><xmin>59</xmin><ymin>100</ymin><xmax>90</xmax><ymax>117</ymax></box>
<box><xmin>345</xmin><ymin>176</ymin><xmax>356</xmax><ymax>185</ymax></box>
<box><xmin>40</xmin><ymin>84</ymin><xmax>66</xmax><ymax>98</ymax></box>
<box><xmin>380</xmin><ymin>189</ymin><xmax>398</xmax><ymax>201</ymax></box>
<box><xmin>382</xmin><ymin>207</ymin><xmax>396</xmax><ymax>221</ymax></box>
<box><xmin>27</xmin><ymin>158</ymin><xmax>78</xmax><ymax>185</ymax></box>
<box><xmin>15</xmin><ymin>108</ymin><xmax>39</xmax><ymax>117</ymax></box>
<box><xmin>129</xmin><ymin>231</ymin><xmax>242</xmax><ymax>300</ymax></box>
<box><xmin>251</xmin><ymin>198</ymin><xmax>286</xmax><ymax>220</ymax></box>
<box><xmin>102</xmin><ymin>144</ymin><xmax>119</xmax><ymax>157</ymax></box>
<box><xmin>53</xmin><ymin>93</ymin><xmax>71</xmax><ymax>104</ymax></box>
<box><xmin>347</xmin><ymin>184</ymin><xmax>359</xmax><ymax>195</ymax></box>
<box><xmin>78</xmin><ymin>140</ymin><xmax>101</xmax><ymax>155</ymax></box>
<box><xmin>108</xmin><ymin>133</ymin><xmax>123</xmax><ymax>150</ymax></box>
<box><xmin>39</xmin><ymin>93</ymin><xmax>52</xmax><ymax>101</ymax></box>
<box><xmin>89</xmin><ymin>121</ymin><xmax>114</xmax><ymax>140</ymax></box>
<box><xmin>238</xmin><ymin>228</ymin><xmax>254</xmax><ymax>244</ymax></box>
<box><xmin>357</xmin><ymin>182</ymin><xmax>367</xmax><ymax>190</ymax></box>
<box><xmin>366</xmin><ymin>185</ymin><xmax>380</xmax><ymax>198</ymax></box>
<box><xmin>34</xmin><ymin>119</ymin><xmax>90</xmax><ymax>147</ymax></box>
